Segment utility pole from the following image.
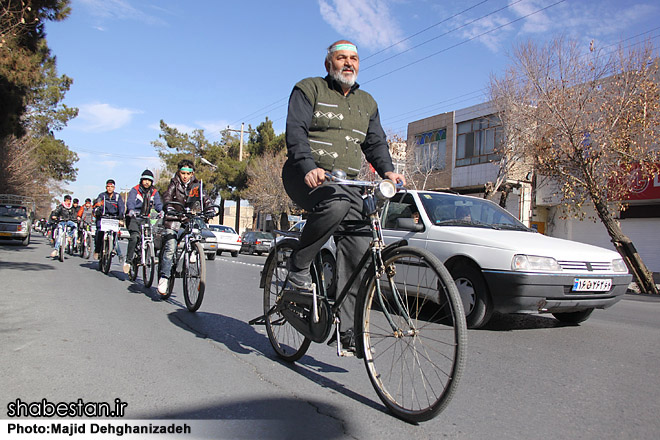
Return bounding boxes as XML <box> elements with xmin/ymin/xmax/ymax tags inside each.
<box><xmin>223</xmin><ymin>123</ymin><xmax>246</xmax><ymax>233</ymax></box>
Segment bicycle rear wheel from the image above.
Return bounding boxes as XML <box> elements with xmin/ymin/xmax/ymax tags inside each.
<box><xmin>356</xmin><ymin>246</ymin><xmax>467</xmax><ymax>423</ymax></box>
<box><xmin>183</xmin><ymin>242</ymin><xmax>206</xmax><ymax>312</ymax></box>
<box><xmin>262</xmin><ymin>239</ymin><xmax>311</xmax><ymax>362</ymax></box>
<box><xmin>143</xmin><ymin>242</ymin><xmax>155</xmax><ymax>288</ymax></box>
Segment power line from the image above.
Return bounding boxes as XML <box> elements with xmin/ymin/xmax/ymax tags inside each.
<box><xmin>361</xmin><ymin>0</ymin><xmax>492</xmax><ymax>62</ymax></box>
<box><xmin>361</xmin><ymin>0</ymin><xmax>527</xmax><ymax>72</ymax></box>
<box><xmin>361</xmin><ymin>0</ymin><xmax>567</xmax><ymax>85</ymax></box>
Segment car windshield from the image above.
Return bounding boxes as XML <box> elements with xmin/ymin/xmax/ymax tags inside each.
<box><xmin>210</xmin><ymin>225</ymin><xmax>236</xmax><ymax>234</ymax></box>
<box><xmin>0</xmin><ymin>206</ymin><xmax>27</xmax><ymax>218</ymax></box>
<box><xmin>255</xmin><ymin>232</ymin><xmax>273</xmax><ymax>239</ymax></box>
<box><xmin>417</xmin><ymin>192</ymin><xmax>529</xmax><ymax>230</ymax></box>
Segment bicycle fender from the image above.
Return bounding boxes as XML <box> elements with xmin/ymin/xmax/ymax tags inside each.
<box><xmin>259</xmin><ymin>238</ymin><xmax>300</xmax><ymax>289</ymax></box>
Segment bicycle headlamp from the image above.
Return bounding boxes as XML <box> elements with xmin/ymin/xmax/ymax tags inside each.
<box><xmin>376</xmin><ymin>180</ymin><xmax>396</xmax><ymax>200</ymax></box>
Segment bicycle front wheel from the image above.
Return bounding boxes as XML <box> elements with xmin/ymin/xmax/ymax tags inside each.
<box><xmin>143</xmin><ymin>242</ymin><xmax>155</xmax><ymax>288</ymax></box>
<box><xmin>356</xmin><ymin>246</ymin><xmax>467</xmax><ymax>423</ymax></box>
<box><xmin>101</xmin><ymin>235</ymin><xmax>113</xmax><ymax>274</ymax></box>
<box><xmin>183</xmin><ymin>242</ymin><xmax>206</xmax><ymax>312</ymax></box>
<box><xmin>262</xmin><ymin>239</ymin><xmax>311</xmax><ymax>362</ymax></box>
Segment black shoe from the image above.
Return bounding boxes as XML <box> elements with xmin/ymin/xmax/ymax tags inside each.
<box><xmin>328</xmin><ymin>329</ymin><xmax>356</xmax><ymax>352</ymax></box>
<box><xmin>287</xmin><ymin>269</ymin><xmax>313</xmax><ymax>291</ymax></box>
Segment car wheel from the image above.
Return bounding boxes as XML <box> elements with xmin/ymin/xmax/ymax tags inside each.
<box><xmin>256</xmin><ymin>251</ymin><xmax>263</xmax><ymax>256</ymax></box>
<box><xmin>217</xmin><ymin>250</ymin><xmax>222</xmax><ymax>256</ymax></box>
<box><xmin>552</xmin><ymin>308</ymin><xmax>594</xmax><ymax>324</ymax></box>
<box><xmin>231</xmin><ymin>251</ymin><xmax>238</xmax><ymax>258</ymax></box>
<box><xmin>450</xmin><ymin>263</ymin><xmax>493</xmax><ymax>329</ymax></box>
<box><xmin>207</xmin><ymin>252</ymin><xmax>216</xmax><ymax>261</ymax></box>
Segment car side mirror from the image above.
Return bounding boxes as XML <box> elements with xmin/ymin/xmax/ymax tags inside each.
<box><xmin>396</xmin><ymin>217</ymin><xmax>424</xmax><ymax>232</ymax></box>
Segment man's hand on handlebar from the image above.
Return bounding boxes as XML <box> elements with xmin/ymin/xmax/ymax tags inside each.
<box><xmin>304</xmin><ymin>168</ymin><xmax>327</xmax><ymax>189</ymax></box>
<box><xmin>384</xmin><ymin>171</ymin><xmax>406</xmax><ymax>186</ymax></box>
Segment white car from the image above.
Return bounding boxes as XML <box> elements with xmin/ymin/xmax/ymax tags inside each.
<box><xmin>208</xmin><ymin>224</ymin><xmax>241</xmax><ymax>257</ymax></box>
<box><xmin>381</xmin><ymin>190</ymin><xmax>632</xmax><ymax>328</ymax></box>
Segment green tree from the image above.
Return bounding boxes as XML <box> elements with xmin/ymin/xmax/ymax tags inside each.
<box><xmin>247</xmin><ymin>117</ymin><xmax>285</xmax><ymax>157</ymax></box>
<box><xmin>151</xmin><ymin>120</ymin><xmax>247</xmax><ymax>216</ymax></box>
<box><xmin>0</xmin><ymin>0</ymin><xmax>78</xmax><ymax>217</ymax></box>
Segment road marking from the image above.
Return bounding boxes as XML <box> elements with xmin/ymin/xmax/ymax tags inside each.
<box><xmin>217</xmin><ymin>257</ymin><xmax>263</xmax><ymax>268</ymax></box>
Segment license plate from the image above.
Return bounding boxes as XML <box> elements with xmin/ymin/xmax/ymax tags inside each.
<box><xmin>0</xmin><ymin>232</ymin><xmax>12</xmax><ymax>237</ymax></box>
<box><xmin>572</xmin><ymin>278</ymin><xmax>612</xmax><ymax>292</ymax></box>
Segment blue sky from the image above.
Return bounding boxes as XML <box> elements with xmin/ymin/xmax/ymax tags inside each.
<box><xmin>44</xmin><ymin>0</ymin><xmax>660</xmax><ymax>203</ymax></box>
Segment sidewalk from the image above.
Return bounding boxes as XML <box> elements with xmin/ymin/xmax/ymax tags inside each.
<box><xmin>626</xmin><ymin>271</ymin><xmax>660</xmax><ymax>298</ymax></box>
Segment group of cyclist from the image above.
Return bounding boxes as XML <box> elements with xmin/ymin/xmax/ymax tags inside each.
<box><xmin>47</xmin><ymin>159</ymin><xmax>208</xmax><ymax>297</ymax></box>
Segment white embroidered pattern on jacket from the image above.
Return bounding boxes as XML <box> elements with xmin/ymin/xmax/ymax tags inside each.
<box><xmin>314</xmin><ymin>110</ymin><xmax>344</xmax><ymax>120</ymax></box>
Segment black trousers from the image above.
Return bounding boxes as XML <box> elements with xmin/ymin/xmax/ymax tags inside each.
<box><xmin>125</xmin><ymin>217</ymin><xmax>143</xmax><ymax>262</ymax></box>
<box><xmin>282</xmin><ymin>164</ymin><xmax>368</xmax><ymax>332</ymax></box>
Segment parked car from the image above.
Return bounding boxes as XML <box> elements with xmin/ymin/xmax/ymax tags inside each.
<box><xmin>272</xmin><ymin>220</ymin><xmax>338</xmax><ymax>299</ymax></box>
<box><xmin>380</xmin><ymin>190</ymin><xmax>632</xmax><ymax>328</ymax></box>
<box><xmin>0</xmin><ymin>195</ymin><xmax>32</xmax><ymax>246</ymax></box>
<box><xmin>208</xmin><ymin>224</ymin><xmax>241</xmax><ymax>257</ymax></box>
<box><xmin>240</xmin><ymin>231</ymin><xmax>274</xmax><ymax>256</ymax></box>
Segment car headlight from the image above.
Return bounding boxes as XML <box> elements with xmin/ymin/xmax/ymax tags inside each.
<box><xmin>20</xmin><ymin>221</ymin><xmax>28</xmax><ymax>231</ymax></box>
<box><xmin>611</xmin><ymin>258</ymin><xmax>628</xmax><ymax>273</ymax></box>
<box><xmin>512</xmin><ymin>254</ymin><xmax>561</xmax><ymax>272</ymax></box>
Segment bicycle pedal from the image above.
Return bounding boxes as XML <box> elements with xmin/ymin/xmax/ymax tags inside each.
<box><xmin>338</xmin><ymin>349</ymin><xmax>355</xmax><ymax>358</ymax></box>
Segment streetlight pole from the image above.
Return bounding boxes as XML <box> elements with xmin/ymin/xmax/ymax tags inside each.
<box><xmin>223</xmin><ymin>123</ymin><xmax>246</xmax><ymax>233</ymax></box>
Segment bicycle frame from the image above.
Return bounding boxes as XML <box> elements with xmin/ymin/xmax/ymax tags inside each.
<box><xmin>266</xmin><ymin>177</ymin><xmax>413</xmax><ymax>350</ymax></box>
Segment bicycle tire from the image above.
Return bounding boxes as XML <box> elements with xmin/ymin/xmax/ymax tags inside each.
<box><xmin>102</xmin><ymin>235</ymin><xmax>112</xmax><ymax>274</ymax></box>
<box><xmin>143</xmin><ymin>242</ymin><xmax>155</xmax><ymax>288</ymax></box>
<box><xmin>356</xmin><ymin>245</ymin><xmax>467</xmax><ymax>423</ymax></box>
<box><xmin>58</xmin><ymin>240</ymin><xmax>64</xmax><ymax>262</ymax></box>
<box><xmin>262</xmin><ymin>239</ymin><xmax>311</xmax><ymax>362</ymax></box>
<box><xmin>183</xmin><ymin>242</ymin><xmax>206</xmax><ymax>312</ymax></box>
<box><xmin>84</xmin><ymin>234</ymin><xmax>92</xmax><ymax>259</ymax></box>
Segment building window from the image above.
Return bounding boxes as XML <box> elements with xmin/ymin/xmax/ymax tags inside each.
<box><xmin>456</xmin><ymin>115</ymin><xmax>502</xmax><ymax>167</ymax></box>
<box><xmin>414</xmin><ymin>129</ymin><xmax>446</xmax><ymax>171</ymax></box>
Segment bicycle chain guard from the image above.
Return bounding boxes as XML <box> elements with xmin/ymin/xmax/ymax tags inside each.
<box><xmin>280</xmin><ymin>290</ymin><xmax>333</xmax><ymax>343</ymax></box>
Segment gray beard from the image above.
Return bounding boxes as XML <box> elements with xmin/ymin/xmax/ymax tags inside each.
<box><xmin>330</xmin><ymin>68</ymin><xmax>357</xmax><ymax>88</ymax></box>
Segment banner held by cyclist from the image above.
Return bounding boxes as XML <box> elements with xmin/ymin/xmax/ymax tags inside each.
<box><xmin>282</xmin><ymin>39</ymin><xmax>405</xmax><ymax>350</ymax></box>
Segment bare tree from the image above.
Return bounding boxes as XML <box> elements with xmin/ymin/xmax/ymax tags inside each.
<box><xmin>243</xmin><ymin>150</ymin><xmax>295</xmax><ymax>230</ymax></box>
<box><xmin>490</xmin><ymin>37</ymin><xmax>660</xmax><ymax>294</ymax></box>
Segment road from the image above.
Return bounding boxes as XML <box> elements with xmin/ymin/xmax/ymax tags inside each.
<box><xmin>2</xmin><ymin>235</ymin><xmax>660</xmax><ymax>439</ymax></box>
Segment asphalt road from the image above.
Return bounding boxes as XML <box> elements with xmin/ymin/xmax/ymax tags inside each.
<box><xmin>2</xmin><ymin>235</ymin><xmax>660</xmax><ymax>439</ymax></box>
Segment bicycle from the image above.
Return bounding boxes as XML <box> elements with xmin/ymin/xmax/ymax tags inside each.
<box><xmin>253</xmin><ymin>173</ymin><xmax>467</xmax><ymax>423</ymax></box>
<box><xmin>158</xmin><ymin>201</ymin><xmax>219</xmax><ymax>312</ymax></box>
<box><xmin>76</xmin><ymin>223</ymin><xmax>94</xmax><ymax>259</ymax></box>
<box><xmin>53</xmin><ymin>221</ymin><xmax>77</xmax><ymax>262</ymax></box>
<box><xmin>98</xmin><ymin>215</ymin><xmax>120</xmax><ymax>274</ymax></box>
<box><xmin>127</xmin><ymin>213</ymin><xmax>157</xmax><ymax>288</ymax></box>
